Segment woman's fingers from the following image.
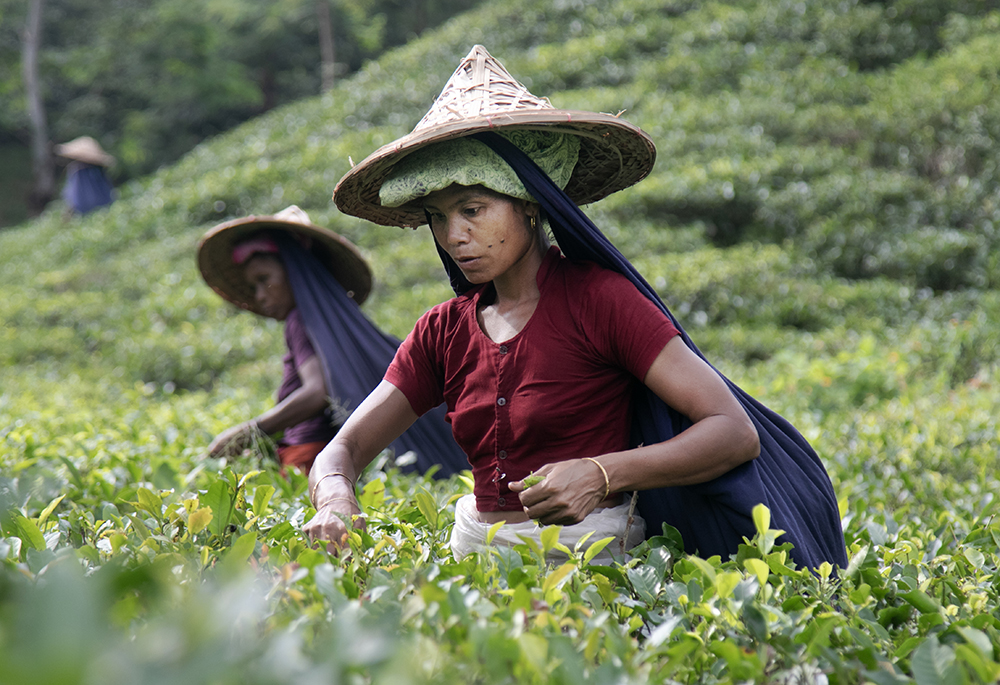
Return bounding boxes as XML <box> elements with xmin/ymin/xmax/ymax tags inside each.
<box><xmin>517</xmin><ymin>459</ymin><xmax>605</xmax><ymax>524</ymax></box>
<box><xmin>303</xmin><ymin>503</ymin><xmax>364</xmax><ymax>550</ymax></box>
<box><xmin>207</xmin><ymin>421</ymin><xmax>255</xmax><ymax>457</ymax></box>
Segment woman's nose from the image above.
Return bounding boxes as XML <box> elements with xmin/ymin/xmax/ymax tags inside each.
<box><xmin>444</xmin><ymin>218</ymin><xmax>470</xmax><ymax>245</ymax></box>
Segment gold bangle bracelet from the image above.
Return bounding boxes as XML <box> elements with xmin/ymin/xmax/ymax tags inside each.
<box><xmin>316</xmin><ymin>496</ymin><xmax>359</xmax><ymax>509</ymax></box>
<box><xmin>583</xmin><ymin>457</ymin><xmax>610</xmax><ymax>500</ymax></box>
<box><xmin>309</xmin><ymin>471</ymin><xmax>354</xmax><ymax>503</ymax></box>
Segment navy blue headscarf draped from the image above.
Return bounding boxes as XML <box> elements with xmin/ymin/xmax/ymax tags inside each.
<box><xmin>454</xmin><ymin>131</ymin><xmax>847</xmax><ymax>571</ymax></box>
<box><xmin>275</xmin><ymin>234</ymin><xmax>468</xmax><ymax>478</ymax></box>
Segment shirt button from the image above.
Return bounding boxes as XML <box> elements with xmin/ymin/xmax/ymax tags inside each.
<box><xmin>497</xmin><ymin>497</ymin><xmax>506</xmax><ymax>507</ymax></box>
<box><xmin>498</xmin><ymin>450</ymin><xmax>507</xmax><ymax>460</ymax></box>
<box><xmin>497</xmin><ymin>397</ymin><xmax>506</xmax><ymax>406</ymax></box>
<box><xmin>499</xmin><ymin>345</ymin><xmax>508</xmax><ymax>354</ymax></box>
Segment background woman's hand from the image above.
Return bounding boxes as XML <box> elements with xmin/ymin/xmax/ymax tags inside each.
<box><xmin>509</xmin><ymin>458</ymin><xmax>608</xmax><ymax>526</ymax></box>
<box><xmin>206</xmin><ymin>421</ymin><xmax>259</xmax><ymax>458</ymax></box>
<box><xmin>303</xmin><ymin>497</ymin><xmax>365</xmax><ymax>552</ymax></box>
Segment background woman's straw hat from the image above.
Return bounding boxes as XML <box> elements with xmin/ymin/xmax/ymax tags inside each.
<box><xmin>197</xmin><ymin>205</ymin><xmax>372</xmax><ymax>316</ymax></box>
<box><xmin>54</xmin><ymin>136</ymin><xmax>116</xmax><ymax>167</ymax></box>
<box><xmin>334</xmin><ymin>45</ymin><xmax>657</xmax><ymax>227</ymax></box>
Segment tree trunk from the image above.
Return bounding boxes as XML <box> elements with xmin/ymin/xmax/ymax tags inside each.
<box><xmin>316</xmin><ymin>0</ymin><xmax>336</xmax><ymax>92</ymax></box>
<box><xmin>412</xmin><ymin>0</ymin><xmax>427</xmax><ymax>36</ymax></box>
<box><xmin>23</xmin><ymin>0</ymin><xmax>55</xmax><ymax>215</ymax></box>
<box><xmin>260</xmin><ymin>66</ymin><xmax>277</xmax><ymax>112</ymax></box>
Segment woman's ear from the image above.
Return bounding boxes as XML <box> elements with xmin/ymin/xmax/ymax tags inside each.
<box><xmin>522</xmin><ymin>202</ymin><xmax>541</xmax><ymax>231</ymax></box>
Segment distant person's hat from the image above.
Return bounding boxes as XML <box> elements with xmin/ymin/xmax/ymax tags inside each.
<box><xmin>334</xmin><ymin>45</ymin><xmax>656</xmax><ymax>227</ymax></box>
<box><xmin>197</xmin><ymin>205</ymin><xmax>372</xmax><ymax>315</ymax></box>
<box><xmin>54</xmin><ymin>136</ymin><xmax>116</xmax><ymax>167</ymax></box>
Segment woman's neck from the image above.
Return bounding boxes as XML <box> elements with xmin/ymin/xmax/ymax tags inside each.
<box><xmin>490</xmin><ymin>236</ymin><xmax>547</xmax><ymax>308</ymax></box>
<box><xmin>477</xmin><ymin>239</ymin><xmax>548</xmax><ymax>343</ymax></box>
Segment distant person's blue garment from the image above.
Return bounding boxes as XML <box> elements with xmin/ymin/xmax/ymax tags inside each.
<box><xmin>62</xmin><ymin>162</ymin><xmax>114</xmax><ymax>214</ymax></box>
<box><xmin>464</xmin><ymin>131</ymin><xmax>848</xmax><ymax>572</ymax></box>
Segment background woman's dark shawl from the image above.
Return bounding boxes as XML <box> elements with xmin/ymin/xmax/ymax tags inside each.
<box><xmin>453</xmin><ymin>132</ymin><xmax>848</xmax><ymax>571</ymax></box>
<box><xmin>276</xmin><ymin>234</ymin><xmax>468</xmax><ymax>479</ymax></box>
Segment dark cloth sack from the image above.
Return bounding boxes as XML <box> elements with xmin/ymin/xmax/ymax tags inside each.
<box><xmin>277</xmin><ymin>235</ymin><xmax>469</xmax><ymax>479</ymax></box>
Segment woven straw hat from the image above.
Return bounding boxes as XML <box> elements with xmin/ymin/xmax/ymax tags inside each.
<box><xmin>54</xmin><ymin>136</ymin><xmax>116</xmax><ymax>167</ymax></box>
<box><xmin>197</xmin><ymin>205</ymin><xmax>372</xmax><ymax>316</ymax></box>
<box><xmin>334</xmin><ymin>45</ymin><xmax>656</xmax><ymax>227</ymax></box>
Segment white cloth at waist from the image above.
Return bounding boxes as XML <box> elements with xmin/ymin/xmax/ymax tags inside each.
<box><xmin>449</xmin><ymin>493</ymin><xmax>646</xmax><ymax>566</ymax></box>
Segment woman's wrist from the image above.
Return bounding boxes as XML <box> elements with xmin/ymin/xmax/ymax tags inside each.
<box><xmin>316</xmin><ymin>495</ymin><xmax>359</xmax><ymax>510</ymax></box>
<box><xmin>309</xmin><ymin>471</ymin><xmax>355</xmax><ymax>505</ymax></box>
<box><xmin>583</xmin><ymin>457</ymin><xmax>611</xmax><ymax>499</ymax></box>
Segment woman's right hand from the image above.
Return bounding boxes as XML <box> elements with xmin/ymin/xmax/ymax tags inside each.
<box><xmin>301</xmin><ymin>381</ymin><xmax>421</xmax><ymax>551</ymax></box>
<box><xmin>206</xmin><ymin>421</ymin><xmax>258</xmax><ymax>458</ymax></box>
<box><xmin>304</xmin><ymin>496</ymin><xmax>365</xmax><ymax>551</ymax></box>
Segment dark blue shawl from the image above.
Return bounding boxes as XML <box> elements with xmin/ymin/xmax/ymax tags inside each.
<box><xmin>62</xmin><ymin>163</ymin><xmax>114</xmax><ymax>215</ymax></box>
<box><xmin>276</xmin><ymin>234</ymin><xmax>468</xmax><ymax>478</ymax></box>
<box><xmin>458</xmin><ymin>131</ymin><xmax>848</xmax><ymax>571</ymax></box>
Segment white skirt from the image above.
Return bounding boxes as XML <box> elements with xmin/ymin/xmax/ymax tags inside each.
<box><xmin>449</xmin><ymin>493</ymin><xmax>646</xmax><ymax>566</ymax></box>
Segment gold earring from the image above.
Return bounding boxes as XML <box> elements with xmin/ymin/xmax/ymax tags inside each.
<box><xmin>530</xmin><ymin>215</ymin><xmax>537</xmax><ymax>231</ymax></box>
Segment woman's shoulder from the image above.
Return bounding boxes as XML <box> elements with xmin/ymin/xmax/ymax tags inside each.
<box><xmin>550</xmin><ymin>254</ymin><xmax>638</xmax><ymax>300</ymax></box>
<box><xmin>413</xmin><ymin>287</ymin><xmax>481</xmax><ymax>330</ymax></box>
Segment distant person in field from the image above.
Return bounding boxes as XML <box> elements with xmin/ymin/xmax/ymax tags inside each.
<box><xmin>196</xmin><ymin>205</ymin><xmax>467</xmax><ymax>477</ymax></box>
<box><xmin>305</xmin><ymin>46</ymin><xmax>848</xmax><ymax>571</ymax></box>
<box><xmin>54</xmin><ymin>136</ymin><xmax>115</xmax><ymax>215</ymax></box>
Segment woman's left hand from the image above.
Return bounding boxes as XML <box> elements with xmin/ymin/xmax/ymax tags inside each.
<box><xmin>509</xmin><ymin>458</ymin><xmax>609</xmax><ymax>526</ymax></box>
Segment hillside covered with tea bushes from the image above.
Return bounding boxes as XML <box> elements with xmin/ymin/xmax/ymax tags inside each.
<box><xmin>2</xmin><ymin>0</ymin><xmax>1000</xmax><ymax>683</ymax></box>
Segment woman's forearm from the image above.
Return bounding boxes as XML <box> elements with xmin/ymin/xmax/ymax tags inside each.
<box><xmin>602</xmin><ymin>334</ymin><xmax>761</xmax><ymax>492</ymax></box>
<box><xmin>596</xmin><ymin>412</ymin><xmax>759</xmax><ymax>493</ymax></box>
<box><xmin>307</xmin><ymin>380</ymin><xmax>420</xmax><ymax>506</ymax></box>
<box><xmin>255</xmin><ymin>384</ymin><xmax>328</xmax><ymax>434</ymax></box>
<box><xmin>512</xmin><ymin>405</ymin><xmax>758</xmax><ymax>527</ymax></box>
<box><xmin>255</xmin><ymin>355</ymin><xmax>328</xmax><ymax>435</ymax></box>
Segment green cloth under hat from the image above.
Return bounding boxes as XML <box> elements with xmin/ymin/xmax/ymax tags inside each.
<box><xmin>379</xmin><ymin>129</ymin><xmax>580</xmax><ymax>208</ymax></box>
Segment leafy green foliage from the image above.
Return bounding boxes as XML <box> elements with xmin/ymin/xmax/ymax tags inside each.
<box><xmin>3</xmin><ymin>0</ymin><xmax>1000</xmax><ymax>682</ymax></box>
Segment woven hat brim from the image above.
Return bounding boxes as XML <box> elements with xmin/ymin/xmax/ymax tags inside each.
<box><xmin>333</xmin><ymin>110</ymin><xmax>656</xmax><ymax>227</ymax></box>
<box><xmin>197</xmin><ymin>215</ymin><xmax>373</xmax><ymax>316</ymax></box>
<box><xmin>54</xmin><ymin>142</ymin><xmax>116</xmax><ymax>167</ymax></box>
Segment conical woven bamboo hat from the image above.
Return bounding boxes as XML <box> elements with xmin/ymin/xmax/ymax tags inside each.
<box><xmin>334</xmin><ymin>45</ymin><xmax>656</xmax><ymax>227</ymax></box>
<box><xmin>197</xmin><ymin>205</ymin><xmax>372</xmax><ymax>316</ymax></box>
<box><xmin>54</xmin><ymin>136</ymin><xmax>116</xmax><ymax>167</ymax></box>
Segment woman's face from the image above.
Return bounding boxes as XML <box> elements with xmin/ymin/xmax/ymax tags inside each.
<box><xmin>424</xmin><ymin>184</ymin><xmax>539</xmax><ymax>285</ymax></box>
<box><xmin>244</xmin><ymin>254</ymin><xmax>295</xmax><ymax>320</ymax></box>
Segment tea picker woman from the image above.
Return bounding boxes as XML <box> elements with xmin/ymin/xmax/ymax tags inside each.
<box><xmin>54</xmin><ymin>136</ymin><xmax>115</xmax><ymax>215</ymax></box>
<box><xmin>197</xmin><ymin>205</ymin><xmax>468</xmax><ymax>477</ymax></box>
<box><xmin>306</xmin><ymin>46</ymin><xmax>848</xmax><ymax>570</ymax></box>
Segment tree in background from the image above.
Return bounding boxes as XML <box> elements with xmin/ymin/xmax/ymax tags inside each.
<box><xmin>317</xmin><ymin>0</ymin><xmax>336</xmax><ymax>92</ymax></box>
<box><xmin>0</xmin><ymin>0</ymin><xmax>481</xmax><ymax>224</ymax></box>
<box><xmin>21</xmin><ymin>0</ymin><xmax>54</xmax><ymax>214</ymax></box>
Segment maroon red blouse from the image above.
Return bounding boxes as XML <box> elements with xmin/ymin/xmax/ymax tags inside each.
<box><xmin>385</xmin><ymin>247</ymin><xmax>680</xmax><ymax>512</ymax></box>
